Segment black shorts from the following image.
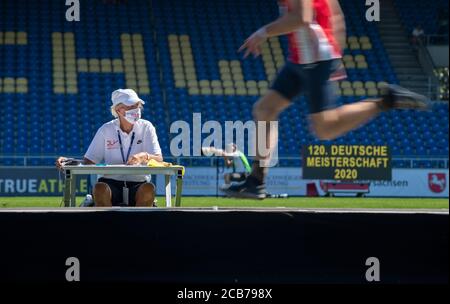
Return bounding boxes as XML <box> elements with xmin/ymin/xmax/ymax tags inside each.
<box><xmin>97</xmin><ymin>177</ymin><xmax>146</xmax><ymax>207</ymax></box>
<box><xmin>270</xmin><ymin>59</ymin><xmax>341</xmax><ymax>114</ymax></box>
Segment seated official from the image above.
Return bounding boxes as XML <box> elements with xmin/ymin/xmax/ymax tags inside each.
<box><xmin>56</xmin><ymin>89</ymin><xmax>163</xmax><ymax>207</ymax></box>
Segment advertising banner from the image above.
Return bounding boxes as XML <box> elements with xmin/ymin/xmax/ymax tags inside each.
<box><xmin>156</xmin><ymin>167</ymin><xmax>305</xmax><ymax>196</ymax></box>
<box><xmin>0</xmin><ymin>167</ymin><xmax>89</xmax><ymax>197</ymax></box>
<box><xmin>157</xmin><ymin>168</ymin><xmax>449</xmax><ymax>198</ymax></box>
<box><xmin>365</xmin><ymin>169</ymin><xmax>448</xmax><ymax>197</ymax></box>
<box><xmin>0</xmin><ymin>167</ymin><xmax>447</xmax><ymax>198</ymax></box>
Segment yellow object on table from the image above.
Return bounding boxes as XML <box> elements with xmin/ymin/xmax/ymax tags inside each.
<box><xmin>147</xmin><ymin>159</ymin><xmax>185</xmax><ymax>176</ymax></box>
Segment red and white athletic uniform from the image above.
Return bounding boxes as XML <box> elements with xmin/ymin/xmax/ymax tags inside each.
<box><xmin>279</xmin><ymin>0</ymin><xmax>342</xmax><ymax>64</ymax></box>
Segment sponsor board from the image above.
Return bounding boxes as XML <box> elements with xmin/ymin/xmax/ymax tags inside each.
<box><xmin>156</xmin><ymin>167</ymin><xmax>304</xmax><ymax>196</ymax></box>
<box><xmin>366</xmin><ymin>169</ymin><xmax>448</xmax><ymax>197</ymax></box>
<box><xmin>0</xmin><ymin>167</ymin><xmax>89</xmax><ymax>197</ymax></box>
<box><xmin>156</xmin><ymin>167</ymin><xmax>222</xmax><ymax>196</ymax></box>
<box><xmin>157</xmin><ymin>168</ymin><xmax>448</xmax><ymax>198</ymax></box>
<box><xmin>0</xmin><ymin>167</ymin><xmax>447</xmax><ymax>198</ymax></box>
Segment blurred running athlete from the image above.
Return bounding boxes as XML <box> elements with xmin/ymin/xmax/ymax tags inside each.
<box><xmin>222</xmin><ymin>0</ymin><xmax>430</xmax><ymax>199</ymax></box>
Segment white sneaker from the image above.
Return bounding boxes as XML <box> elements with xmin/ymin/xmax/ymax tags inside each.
<box><xmin>80</xmin><ymin>194</ymin><xmax>94</xmax><ymax>207</ymax></box>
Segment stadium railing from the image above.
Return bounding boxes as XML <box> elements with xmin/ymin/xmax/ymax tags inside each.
<box><xmin>425</xmin><ymin>34</ymin><xmax>450</xmax><ymax>46</ymax></box>
<box><xmin>0</xmin><ymin>155</ymin><xmax>448</xmax><ymax>169</ymax></box>
<box><xmin>416</xmin><ymin>38</ymin><xmax>441</xmax><ymax>100</ymax></box>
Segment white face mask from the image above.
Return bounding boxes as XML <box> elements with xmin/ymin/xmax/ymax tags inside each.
<box><xmin>123</xmin><ymin>108</ymin><xmax>141</xmax><ymax>124</ymax></box>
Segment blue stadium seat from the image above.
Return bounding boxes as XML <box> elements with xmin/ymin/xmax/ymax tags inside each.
<box><xmin>0</xmin><ymin>0</ymin><xmax>447</xmax><ymax>169</ymax></box>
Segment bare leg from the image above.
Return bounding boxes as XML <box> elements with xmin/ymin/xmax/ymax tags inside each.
<box><xmin>309</xmin><ymin>99</ymin><xmax>383</xmax><ymax>140</ymax></box>
<box><xmin>251</xmin><ymin>90</ymin><xmax>291</xmax><ymax>182</ymax></box>
<box><xmin>135</xmin><ymin>183</ymin><xmax>156</xmax><ymax>207</ymax></box>
<box><xmin>93</xmin><ymin>182</ymin><xmax>112</xmax><ymax>207</ymax></box>
<box><xmin>224</xmin><ymin>173</ymin><xmax>231</xmax><ymax>185</ymax></box>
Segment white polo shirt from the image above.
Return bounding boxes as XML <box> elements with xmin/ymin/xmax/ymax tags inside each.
<box><xmin>84</xmin><ymin>119</ymin><xmax>162</xmax><ymax>182</ymax></box>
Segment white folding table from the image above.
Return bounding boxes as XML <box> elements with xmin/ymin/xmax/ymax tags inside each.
<box><xmin>62</xmin><ymin>165</ymin><xmax>184</xmax><ymax>207</ymax></box>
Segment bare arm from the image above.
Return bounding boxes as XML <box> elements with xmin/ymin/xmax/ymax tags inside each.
<box><xmin>83</xmin><ymin>157</ymin><xmax>95</xmax><ymax>165</ymax></box>
<box><xmin>225</xmin><ymin>157</ymin><xmax>234</xmax><ymax>168</ymax></box>
<box><xmin>239</xmin><ymin>0</ymin><xmax>313</xmax><ymax>58</ymax></box>
<box><xmin>148</xmin><ymin>154</ymin><xmax>163</xmax><ymax>162</ymax></box>
<box><xmin>127</xmin><ymin>152</ymin><xmax>163</xmax><ymax>165</ymax></box>
<box><xmin>56</xmin><ymin>156</ymin><xmax>95</xmax><ymax>170</ymax></box>
<box><xmin>327</xmin><ymin>0</ymin><xmax>346</xmax><ymax>52</ymax></box>
<box><xmin>264</xmin><ymin>0</ymin><xmax>313</xmax><ymax>37</ymax></box>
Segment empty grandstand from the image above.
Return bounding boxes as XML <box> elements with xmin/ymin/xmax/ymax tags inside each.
<box><xmin>0</xmin><ymin>0</ymin><xmax>448</xmax><ymax>169</ymax></box>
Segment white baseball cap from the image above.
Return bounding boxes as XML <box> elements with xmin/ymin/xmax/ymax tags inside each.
<box><xmin>111</xmin><ymin>89</ymin><xmax>145</xmax><ymax>106</ymax></box>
